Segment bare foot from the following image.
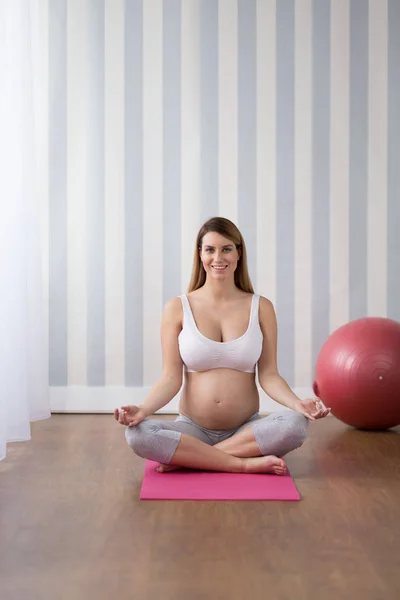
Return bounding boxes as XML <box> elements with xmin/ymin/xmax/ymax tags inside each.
<box><xmin>156</xmin><ymin>457</ymin><xmax>287</xmax><ymax>475</ymax></box>
<box><xmin>156</xmin><ymin>463</ymin><xmax>182</xmax><ymax>473</ymax></box>
<box><xmin>242</xmin><ymin>455</ymin><xmax>287</xmax><ymax>475</ymax></box>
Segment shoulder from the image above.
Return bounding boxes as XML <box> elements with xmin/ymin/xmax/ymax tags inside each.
<box><xmin>164</xmin><ymin>296</ymin><xmax>183</xmax><ymax>310</ymax></box>
<box><xmin>162</xmin><ymin>296</ymin><xmax>183</xmax><ymax>324</ymax></box>
<box><xmin>257</xmin><ymin>295</ymin><xmax>277</xmax><ymax>324</ymax></box>
<box><xmin>258</xmin><ymin>295</ymin><xmax>275</xmax><ymax>310</ymax></box>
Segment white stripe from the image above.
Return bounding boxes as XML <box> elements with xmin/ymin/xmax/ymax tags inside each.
<box><xmin>294</xmin><ymin>0</ymin><xmax>312</xmax><ymax>387</ymax></box>
<box><xmin>67</xmin><ymin>0</ymin><xmax>87</xmax><ymax>384</ymax></box>
<box><xmin>37</xmin><ymin>0</ymin><xmax>49</xmax><ymax>356</ymax></box>
<box><xmin>105</xmin><ymin>0</ymin><xmax>125</xmax><ymax>384</ymax></box>
<box><xmin>330</xmin><ymin>0</ymin><xmax>350</xmax><ymax>332</ymax></box>
<box><xmin>218</xmin><ymin>0</ymin><xmax>238</xmax><ymax>223</ymax></box>
<box><xmin>143</xmin><ymin>0</ymin><xmax>163</xmax><ymax>385</ymax></box>
<box><xmin>368</xmin><ymin>0</ymin><xmax>388</xmax><ymax>317</ymax></box>
<box><xmin>256</xmin><ymin>0</ymin><xmax>276</xmax><ymax>305</ymax></box>
<box><xmin>181</xmin><ymin>0</ymin><xmax>201</xmax><ymax>294</ymax></box>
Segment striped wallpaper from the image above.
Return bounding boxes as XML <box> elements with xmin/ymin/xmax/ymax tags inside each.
<box><xmin>40</xmin><ymin>0</ymin><xmax>400</xmax><ymax>409</ymax></box>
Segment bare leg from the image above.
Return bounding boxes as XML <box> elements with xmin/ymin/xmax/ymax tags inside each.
<box><xmin>214</xmin><ymin>411</ymin><xmax>308</xmax><ymax>465</ymax></box>
<box><xmin>158</xmin><ymin>433</ymin><xmax>286</xmax><ymax>475</ymax></box>
<box><xmin>156</xmin><ymin>428</ymin><xmax>274</xmax><ymax>472</ymax></box>
<box><xmin>213</xmin><ymin>425</ymin><xmax>263</xmax><ymax>458</ymax></box>
<box><xmin>213</xmin><ymin>426</ymin><xmax>287</xmax><ymax>475</ymax></box>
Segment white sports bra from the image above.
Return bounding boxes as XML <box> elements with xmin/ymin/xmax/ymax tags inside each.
<box><xmin>178</xmin><ymin>294</ymin><xmax>263</xmax><ymax>373</ymax></box>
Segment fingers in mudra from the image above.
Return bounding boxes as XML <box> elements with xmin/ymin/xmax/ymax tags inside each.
<box><xmin>312</xmin><ymin>401</ymin><xmax>331</xmax><ymax>419</ymax></box>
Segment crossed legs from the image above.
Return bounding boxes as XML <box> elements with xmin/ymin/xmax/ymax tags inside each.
<box><xmin>214</xmin><ymin>411</ymin><xmax>309</xmax><ymax>458</ymax></box>
<box><xmin>125</xmin><ymin>410</ymin><xmax>309</xmax><ymax>475</ymax></box>
<box><xmin>213</xmin><ymin>425</ymin><xmax>262</xmax><ymax>457</ymax></box>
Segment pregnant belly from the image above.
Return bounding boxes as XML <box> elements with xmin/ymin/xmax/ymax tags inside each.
<box><xmin>179</xmin><ymin>369</ymin><xmax>260</xmax><ymax>430</ymax></box>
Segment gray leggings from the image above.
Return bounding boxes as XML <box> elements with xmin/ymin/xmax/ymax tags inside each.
<box><xmin>125</xmin><ymin>410</ymin><xmax>309</xmax><ymax>465</ymax></box>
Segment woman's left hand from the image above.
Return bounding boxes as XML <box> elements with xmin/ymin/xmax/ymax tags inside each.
<box><xmin>296</xmin><ymin>398</ymin><xmax>331</xmax><ymax>421</ymax></box>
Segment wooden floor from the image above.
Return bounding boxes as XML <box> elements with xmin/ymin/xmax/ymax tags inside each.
<box><xmin>1</xmin><ymin>414</ymin><xmax>400</xmax><ymax>600</ymax></box>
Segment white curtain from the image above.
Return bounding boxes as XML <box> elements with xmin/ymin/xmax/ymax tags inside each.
<box><xmin>0</xmin><ymin>0</ymin><xmax>50</xmax><ymax>461</ymax></box>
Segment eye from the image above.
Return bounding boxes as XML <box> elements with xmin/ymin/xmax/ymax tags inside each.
<box><xmin>223</xmin><ymin>248</ymin><xmax>232</xmax><ymax>252</ymax></box>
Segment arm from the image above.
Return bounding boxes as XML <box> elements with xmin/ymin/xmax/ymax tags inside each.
<box><xmin>139</xmin><ymin>297</ymin><xmax>184</xmax><ymax>416</ymax></box>
<box><xmin>256</xmin><ymin>297</ymin><xmax>302</xmax><ymax>411</ymax></box>
<box><xmin>256</xmin><ymin>297</ymin><xmax>330</xmax><ymax>421</ymax></box>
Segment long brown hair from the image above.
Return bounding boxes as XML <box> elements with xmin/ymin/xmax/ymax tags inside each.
<box><xmin>187</xmin><ymin>217</ymin><xmax>254</xmax><ymax>293</ymax></box>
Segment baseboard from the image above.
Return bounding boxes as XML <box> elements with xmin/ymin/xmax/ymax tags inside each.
<box><xmin>50</xmin><ymin>385</ymin><xmax>315</xmax><ymax>414</ymax></box>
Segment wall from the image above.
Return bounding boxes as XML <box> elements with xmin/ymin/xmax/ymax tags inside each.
<box><xmin>38</xmin><ymin>0</ymin><xmax>400</xmax><ymax>413</ymax></box>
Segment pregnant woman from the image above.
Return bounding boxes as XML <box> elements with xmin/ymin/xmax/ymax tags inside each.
<box><xmin>114</xmin><ymin>217</ymin><xmax>330</xmax><ymax>474</ymax></box>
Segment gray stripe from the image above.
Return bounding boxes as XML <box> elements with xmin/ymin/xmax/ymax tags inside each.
<box><xmin>388</xmin><ymin>0</ymin><xmax>400</xmax><ymax>320</ymax></box>
<box><xmin>200</xmin><ymin>0</ymin><xmax>218</xmax><ymax>223</ymax></box>
<box><xmin>163</xmin><ymin>0</ymin><xmax>182</xmax><ymax>304</ymax></box>
<box><xmin>125</xmin><ymin>0</ymin><xmax>143</xmax><ymax>386</ymax></box>
<box><xmin>49</xmin><ymin>0</ymin><xmax>67</xmax><ymax>386</ymax></box>
<box><xmin>312</xmin><ymin>0</ymin><xmax>330</xmax><ymax>366</ymax></box>
<box><xmin>87</xmin><ymin>0</ymin><xmax>105</xmax><ymax>386</ymax></box>
<box><xmin>276</xmin><ymin>0</ymin><xmax>295</xmax><ymax>385</ymax></box>
<box><xmin>238</xmin><ymin>0</ymin><xmax>257</xmax><ymax>286</ymax></box>
<box><xmin>349</xmin><ymin>0</ymin><xmax>368</xmax><ymax>320</ymax></box>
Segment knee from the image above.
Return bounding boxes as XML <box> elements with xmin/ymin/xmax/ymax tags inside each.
<box><xmin>253</xmin><ymin>411</ymin><xmax>309</xmax><ymax>457</ymax></box>
<box><xmin>124</xmin><ymin>420</ymin><xmax>154</xmax><ymax>458</ymax></box>
<box><xmin>285</xmin><ymin>412</ymin><xmax>309</xmax><ymax>448</ymax></box>
<box><xmin>270</xmin><ymin>410</ymin><xmax>309</xmax><ymax>449</ymax></box>
<box><xmin>124</xmin><ymin>420</ymin><xmax>181</xmax><ymax>464</ymax></box>
<box><xmin>125</xmin><ymin>423</ymin><xmax>146</xmax><ymax>454</ymax></box>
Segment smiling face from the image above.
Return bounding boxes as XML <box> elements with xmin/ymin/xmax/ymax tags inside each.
<box><xmin>199</xmin><ymin>231</ymin><xmax>241</xmax><ymax>280</ymax></box>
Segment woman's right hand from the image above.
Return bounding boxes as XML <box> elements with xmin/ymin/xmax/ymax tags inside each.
<box><xmin>113</xmin><ymin>405</ymin><xmax>148</xmax><ymax>427</ymax></box>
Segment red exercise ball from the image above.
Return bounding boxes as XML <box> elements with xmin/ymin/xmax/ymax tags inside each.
<box><xmin>313</xmin><ymin>317</ymin><xmax>400</xmax><ymax>430</ymax></box>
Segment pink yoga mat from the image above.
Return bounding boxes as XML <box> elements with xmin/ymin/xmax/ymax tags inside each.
<box><xmin>140</xmin><ymin>460</ymin><xmax>301</xmax><ymax>501</ymax></box>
